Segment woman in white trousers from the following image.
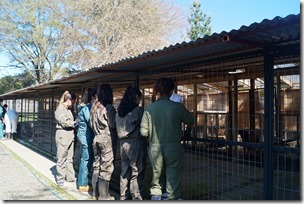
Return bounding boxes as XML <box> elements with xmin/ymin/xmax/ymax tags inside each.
<box><xmin>4</xmin><ymin>107</ymin><xmax>18</xmax><ymax>139</ymax></box>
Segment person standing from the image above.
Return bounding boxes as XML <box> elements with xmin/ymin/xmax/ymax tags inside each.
<box><xmin>2</xmin><ymin>104</ymin><xmax>7</xmax><ymax>118</ymax></box>
<box><xmin>0</xmin><ymin>99</ymin><xmax>4</xmax><ymax>139</ymax></box>
<box><xmin>2</xmin><ymin>104</ymin><xmax>7</xmax><ymax>134</ymax></box>
<box><xmin>90</xmin><ymin>84</ymin><xmax>116</xmax><ymax>200</ymax></box>
<box><xmin>160</xmin><ymin>89</ymin><xmax>186</xmax><ymax>200</ymax></box>
<box><xmin>3</xmin><ymin>105</ymin><xmax>19</xmax><ymax>140</ymax></box>
<box><xmin>115</xmin><ymin>86</ymin><xmax>147</xmax><ymax>200</ymax></box>
<box><xmin>140</xmin><ymin>78</ymin><xmax>194</xmax><ymax>200</ymax></box>
<box><xmin>54</xmin><ymin>91</ymin><xmax>78</xmax><ymax>187</ymax></box>
<box><xmin>76</xmin><ymin>88</ymin><xmax>96</xmax><ymax>192</ymax></box>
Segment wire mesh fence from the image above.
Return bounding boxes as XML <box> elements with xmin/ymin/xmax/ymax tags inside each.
<box><xmin>5</xmin><ymin>59</ymin><xmax>300</xmax><ymax>200</ymax></box>
<box><xmin>1</xmin><ymin>14</ymin><xmax>300</xmax><ymax>200</ymax></box>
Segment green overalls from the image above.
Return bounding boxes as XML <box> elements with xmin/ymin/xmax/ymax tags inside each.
<box><xmin>140</xmin><ymin>96</ymin><xmax>194</xmax><ymax>200</ymax></box>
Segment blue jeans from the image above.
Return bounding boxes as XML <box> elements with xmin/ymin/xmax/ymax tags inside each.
<box><xmin>0</xmin><ymin>121</ymin><xmax>4</xmax><ymax>138</ymax></box>
<box><xmin>77</xmin><ymin>136</ymin><xmax>94</xmax><ymax>186</ymax></box>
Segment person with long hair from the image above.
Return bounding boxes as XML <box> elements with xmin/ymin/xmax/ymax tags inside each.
<box><xmin>90</xmin><ymin>84</ymin><xmax>117</xmax><ymax>200</ymax></box>
<box><xmin>140</xmin><ymin>78</ymin><xmax>194</xmax><ymax>200</ymax></box>
<box><xmin>76</xmin><ymin>88</ymin><xmax>96</xmax><ymax>192</ymax></box>
<box><xmin>115</xmin><ymin>86</ymin><xmax>147</xmax><ymax>200</ymax></box>
<box><xmin>54</xmin><ymin>90</ymin><xmax>78</xmax><ymax>187</ymax></box>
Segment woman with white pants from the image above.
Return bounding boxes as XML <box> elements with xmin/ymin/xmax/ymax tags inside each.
<box><xmin>4</xmin><ymin>107</ymin><xmax>18</xmax><ymax>139</ymax></box>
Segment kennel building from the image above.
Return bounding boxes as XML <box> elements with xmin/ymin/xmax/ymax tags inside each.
<box><xmin>0</xmin><ymin>14</ymin><xmax>300</xmax><ymax>200</ymax></box>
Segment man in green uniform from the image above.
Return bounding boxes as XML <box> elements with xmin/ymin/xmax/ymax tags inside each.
<box><xmin>140</xmin><ymin>78</ymin><xmax>194</xmax><ymax>200</ymax></box>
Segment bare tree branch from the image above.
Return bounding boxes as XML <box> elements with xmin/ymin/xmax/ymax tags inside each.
<box><xmin>0</xmin><ymin>0</ymin><xmax>186</xmax><ymax>83</ymax></box>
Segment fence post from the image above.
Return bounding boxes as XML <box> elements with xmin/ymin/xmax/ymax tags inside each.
<box><xmin>263</xmin><ymin>48</ymin><xmax>274</xmax><ymax>199</ymax></box>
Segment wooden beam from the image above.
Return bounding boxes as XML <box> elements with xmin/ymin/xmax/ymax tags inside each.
<box><xmin>206</xmin><ymin>82</ymin><xmax>228</xmax><ymax>93</ymax></box>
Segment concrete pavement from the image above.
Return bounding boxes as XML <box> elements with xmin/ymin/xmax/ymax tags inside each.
<box><xmin>0</xmin><ymin>138</ymin><xmax>99</xmax><ymax>200</ymax></box>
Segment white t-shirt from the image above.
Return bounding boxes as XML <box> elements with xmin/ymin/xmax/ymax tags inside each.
<box><xmin>170</xmin><ymin>93</ymin><xmax>184</xmax><ymax>103</ymax></box>
<box><xmin>5</xmin><ymin>109</ymin><xmax>18</xmax><ymax>120</ymax></box>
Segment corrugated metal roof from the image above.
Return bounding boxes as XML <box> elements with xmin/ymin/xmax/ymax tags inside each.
<box><xmin>1</xmin><ymin>13</ymin><xmax>300</xmax><ymax>98</ymax></box>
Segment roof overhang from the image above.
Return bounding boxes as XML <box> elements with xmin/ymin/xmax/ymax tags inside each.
<box><xmin>1</xmin><ymin>14</ymin><xmax>300</xmax><ymax>99</ymax></box>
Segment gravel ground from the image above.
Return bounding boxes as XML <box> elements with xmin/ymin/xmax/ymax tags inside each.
<box><xmin>0</xmin><ymin>141</ymin><xmax>74</xmax><ymax>200</ymax></box>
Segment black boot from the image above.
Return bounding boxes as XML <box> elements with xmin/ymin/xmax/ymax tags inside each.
<box><xmin>91</xmin><ymin>174</ymin><xmax>99</xmax><ymax>199</ymax></box>
<box><xmin>98</xmin><ymin>178</ymin><xmax>114</xmax><ymax>200</ymax></box>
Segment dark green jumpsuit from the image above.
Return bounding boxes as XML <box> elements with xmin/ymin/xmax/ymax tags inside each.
<box><xmin>140</xmin><ymin>96</ymin><xmax>194</xmax><ymax>200</ymax></box>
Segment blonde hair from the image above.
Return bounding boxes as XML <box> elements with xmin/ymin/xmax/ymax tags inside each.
<box><xmin>59</xmin><ymin>90</ymin><xmax>72</xmax><ymax>105</ymax></box>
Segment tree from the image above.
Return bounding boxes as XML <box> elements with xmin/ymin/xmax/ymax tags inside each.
<box><xmin>0</xmin><ymin>0</ymin><xmax>184</xmax><ymax>84</ymax></box>
<box><xmin>0</xmin><ymin>0</ymin><xmax>72</xmax><ymax>84</ymax></box>
<box><xmin>0</xmin><ymin>72</ymin><xmax>36</xmax><ymax>95</ymax></box>
<box><xmin>187</xmin><ymin>0</ymin><xmax>212</xmax><ymax>41</ymax></box>
<box><xmin>57</xmin><ymin>0</ymin><xmax>185</xmax><ymax>69</ymax></box>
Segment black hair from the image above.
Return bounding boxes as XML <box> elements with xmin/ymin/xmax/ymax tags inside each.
<box><xmin>70</xmin><ymin>92</ymin><xmax>77</xmax><ymax>101</ymax></box>
<box><xmin>97</xmin><ymin>84</ymin><xmax>113</xmax><ymax>106</ymax></box>
<box><xmin>117</xmin><ymin>86</ymin><xmax>142</xmax><ymax>117</ymax></box>
<box><xmin>153</xmin><ymin>78</ymin><xmax>175</xmax><ymax>97</ymax></box>
<box><xmin>80</xmin><ymin>88</ymin><xmax>97</xmax><ymax>104</ymax></box>
<box><xmin>121</xmin><ymin>86</ymin><xmax>142</xmax><ymax>104</ymax></box>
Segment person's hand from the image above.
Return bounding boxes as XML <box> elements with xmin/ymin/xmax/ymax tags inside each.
<box><xmin>73</xmin><ymin>119</ymin><xmax>78</xmax><ymax>128</ymax></box>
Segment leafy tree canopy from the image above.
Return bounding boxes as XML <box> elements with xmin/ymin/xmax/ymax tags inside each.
<box><xmin>0</xmin><ymin>72</ymin><xmax>36</xmax><ymax>95</ymax></box>
<box><xmin>187</xmin><ymin>0</ymin><xmax>212</xmax><ymax>41</ymax></box>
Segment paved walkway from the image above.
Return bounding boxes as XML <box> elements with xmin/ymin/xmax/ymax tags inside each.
<box><xmin>0</xmin><ymin>139</ymin><xmax>99</xmax><ymax>200</ymax></box>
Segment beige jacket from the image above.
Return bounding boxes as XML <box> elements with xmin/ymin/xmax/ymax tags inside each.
<box><xmin>55</xmin><ymin>103</ymin><xmax>76</xmax><ymax>146</ymax></box>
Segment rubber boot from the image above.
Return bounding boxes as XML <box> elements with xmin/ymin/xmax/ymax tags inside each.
<box><xmin>7</xmin><ymin>133</ymin><xmax>11</xmax><ymax>140</ymax></box>
<box><xmin>98</xmin><ymin>178</ymin><xmax>115</xmax><ymax>200</ymax></box>
<box><xmin>91</xmin><ymin>173</ymin><xmax>99</xmax><ymax>199</ymax></box>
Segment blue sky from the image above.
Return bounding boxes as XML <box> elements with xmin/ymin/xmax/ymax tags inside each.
<box><xmin>0</xmin><ymin>0</ymin><xmax>300</xmax><ymax>77</ymax></box>
<box><xmin>176</xmin><ymin>0</ymin><xmax>299</xmax><ymax>34</ymax></box>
